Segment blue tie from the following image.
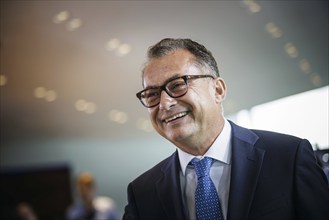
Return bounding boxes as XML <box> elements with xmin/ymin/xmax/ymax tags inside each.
<box><xmin>191</xmin><ymin>157</ymin><xmax>224</xmax><ymax>220</ymax></box>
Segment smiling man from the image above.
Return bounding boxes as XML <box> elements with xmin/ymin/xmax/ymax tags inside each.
<box><xmin>123</xmin><ymin>38</ymin><xmax>329</xmax><ymax>220</ymax></box>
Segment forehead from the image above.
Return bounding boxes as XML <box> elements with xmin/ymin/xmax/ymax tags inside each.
<box><xmin>143</xmin><ymin>49</ymin><xmax>198</xmax><ymax>87</ymax></box>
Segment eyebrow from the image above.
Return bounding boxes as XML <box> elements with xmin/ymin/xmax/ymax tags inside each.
<box><xmin>143</xmin><ymin>73</ymin><xmax>181</xmax><ymax>90</ymax></box>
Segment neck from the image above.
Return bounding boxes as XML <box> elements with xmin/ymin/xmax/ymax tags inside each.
<box><xmin>175</xmin><ymin>120</ymin><xmax>225</xmax><ymax>156</ymax></box>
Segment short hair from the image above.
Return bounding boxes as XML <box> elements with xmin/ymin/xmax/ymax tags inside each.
<box><xmin>143</xmin><ymin>38</ymin><xmax>220</xmax><ymax>77</ymax></box>
<box><xmin>77</xmin><ymin>172</ymin><xmax>94</xmax><ymax>188</ymax></box>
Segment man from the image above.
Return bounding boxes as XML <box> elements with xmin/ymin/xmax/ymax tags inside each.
<box><xmin>16</xmin><ymin>202</ymin><xmax>38</xmax><ymax>220</ymax></box>
<box><xmin>123</xmin><ymin>38</ymin><xmax>329</xmax><ymax>220</ymax></box>
<box><xmin>66</xmin><ymin>172</ymin><xmax>119</xmax><ymax>220</ymax></box>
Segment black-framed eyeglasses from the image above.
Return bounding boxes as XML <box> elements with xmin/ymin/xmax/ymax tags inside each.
<box><xmin>136</xmin><ymin>75</ymin><xmax>215</xmax><ymax>108</ymax></box>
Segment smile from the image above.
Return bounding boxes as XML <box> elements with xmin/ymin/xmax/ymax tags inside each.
<box><xmin>164</xmin><ymin>112</ymin><xmax>189</xmax><ymax>123</ymax></box>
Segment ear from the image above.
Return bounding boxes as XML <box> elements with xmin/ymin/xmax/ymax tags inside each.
<box><xmin>214</xmin><ymin>78</ymin><xmax>227</xmax><ymax>103</ymax></box>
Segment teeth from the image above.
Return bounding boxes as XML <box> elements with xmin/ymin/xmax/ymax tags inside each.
<box><xmin>165</xmin><ymin>112</ymin><xmax>188</xmax><ymax>123</ymax></box>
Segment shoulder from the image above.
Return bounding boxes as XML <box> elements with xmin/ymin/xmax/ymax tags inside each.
<box><xmin>251</xmin><ymin>129</ymin><xmax>310</xmax><ymax>150</ymax></box>
<box><xmin>252</xmin><ymin>129</ymin><xmax>304</xmax><ymax>144</ymax></box>
<box><xmin>250</xmin><ymin>129</ymin><xmax>316</xmax><ymax>164</ymax></box>
<box><xmin>94</xmin><ymin>196</ymin><xmax>116</xmax><ymax>210</ymax></box>
<box><xmin>230</xmin><ymin>120</ymin><xmax>309</xmax><ymax>148</ymax></box>
<box><xmin>94</xmin><ymin>196</ymin><xmax>119</xmax><ymax>219</ymax></box>
<box><xmin>229</xmin><ymin>120</ymin><xmax>313</xmax><ymax>157</ymax></box>
<box><xmin>66</xmin><ymin>203</ymin><xmax>86</xmax><ymax>219</ymax></box>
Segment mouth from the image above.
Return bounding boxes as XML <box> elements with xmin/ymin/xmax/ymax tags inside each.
<box><xmin>164</xmin><ymin>111</ymin><xmax>189</xmax><ymax>123</ymax></box>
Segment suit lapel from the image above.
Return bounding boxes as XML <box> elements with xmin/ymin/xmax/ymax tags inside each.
<box><xmin>227</xmin><ymin>122</ymin><xmax>265</xmax><ymax>220</ymax></box>
<box><xmin>153</xmin><ymin>122</ymin><xmax>265</xmax><ymax>220</ymax></box>
<box><xmin>156</xmin><ymin>152</ymin><xmax>187</xmax><ymax>220</ymax></box>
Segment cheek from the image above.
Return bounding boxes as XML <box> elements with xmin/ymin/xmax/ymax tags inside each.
<box><xmin>188</xmin><ymin>87</ymin><xmax>215</xmax><ymax>106</ymax></box>
<box><xmin>148</xmin><ymin>109</ymin><xmax>158</xmax><ymax>124</ymax></box>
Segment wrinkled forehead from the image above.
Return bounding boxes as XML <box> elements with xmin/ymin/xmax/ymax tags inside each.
<box><xmin>142</xmin><ymin>50</ymin><xmax>199</xmax><ymax>88</ymax></box>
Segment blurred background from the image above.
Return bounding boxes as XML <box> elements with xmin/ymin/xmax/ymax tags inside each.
<box><xmin>1</xmin><ymin>0</ymin><xmax>328</xmax><ymax>219</ymax></box>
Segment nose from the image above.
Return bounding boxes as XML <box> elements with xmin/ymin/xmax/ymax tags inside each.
<box><xmin>158</xmin><ymin>90</ymin><xmax>177</xmax><ymax>110</ymax></box>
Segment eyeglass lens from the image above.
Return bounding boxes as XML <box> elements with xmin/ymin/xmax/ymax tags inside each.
<box><xmin>141</xmin><ymin>77</ymin><xmax>188</xmax><ymax>107</ymax></box>
<box><xmin>137</xmin><ymin>75</ymin><xmax>214</xmax><ymax>107</ymax></box>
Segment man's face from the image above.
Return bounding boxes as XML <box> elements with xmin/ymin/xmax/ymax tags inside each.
<box><xmin>142</xmin><ymin>49</ymin><xmax>226</xmax><ymax>154</ymax></box>
<box><xmin>78</xmin><ymin>183</ymin><xmax>94</xmax><ymax>202</ymax></box>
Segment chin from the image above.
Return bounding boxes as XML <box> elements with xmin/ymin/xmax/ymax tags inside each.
<box><xmin>165</xmin><ymin>129</ymin><xmax>193</xmax><ymax>143</ymax></box>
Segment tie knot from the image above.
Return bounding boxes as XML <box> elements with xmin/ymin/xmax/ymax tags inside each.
<box><xmin>190</xmin><ymin>157</ymin><xmax>213</xmax><ymax>178</ymax></box>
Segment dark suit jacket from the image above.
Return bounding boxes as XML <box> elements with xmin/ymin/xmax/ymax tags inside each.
<box><xmin>123</xmin><ymin>121</ymin><xmax>329</xmax><ymax>220</ymax></box>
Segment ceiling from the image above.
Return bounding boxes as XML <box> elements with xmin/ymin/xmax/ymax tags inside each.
<box><xmin>1</xmin><ymin>1</ymin><xmax>328</xmax><ymax>140</ymax></box>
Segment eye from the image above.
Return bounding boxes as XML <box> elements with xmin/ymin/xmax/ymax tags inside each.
<box><xmin>142</xmin><ymin>89</ymin><xmax>160</xmax><ymax>98</ymax></box>
<box><xmin>168</xmin><ymin>80</ymin><xmax>186</xmax><ymax>91</ymax></box>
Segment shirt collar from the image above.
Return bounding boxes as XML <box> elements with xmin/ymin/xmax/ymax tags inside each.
<box><xmin>177</xmin><ymin>119</ymin><xmax>232</xmax><ymax>176</ymax></box>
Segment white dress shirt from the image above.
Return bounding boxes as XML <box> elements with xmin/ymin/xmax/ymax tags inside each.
<box><xmin>178</xmin><ymin>119</ymin><xmax>232</xmax><ymax>220</ymax></box>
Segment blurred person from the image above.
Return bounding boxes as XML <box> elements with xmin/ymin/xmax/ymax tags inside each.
<box><xmin>123</xmin><ymin>38</ymin><xmax>329</xmax><ymax>220</ymax></box>
<box><xmin>315</xmin><ymin>149</ymin><xmax>329</xmax><ymax>182</ymax></box>
<box><xmin>66</xmin><ymin>172</ymin><xmax>118</xmax><ymax>220</ymax></box>
<box><xmin>16</xmin><ymin>202</ymin><xmax>38</xmax><ymax>220</ymax></box>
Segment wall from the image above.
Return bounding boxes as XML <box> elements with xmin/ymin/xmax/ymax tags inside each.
<box><xmin>0</xmin><ymin>136</ymin><xmax>175</xmax><ymax>218</ymax></box>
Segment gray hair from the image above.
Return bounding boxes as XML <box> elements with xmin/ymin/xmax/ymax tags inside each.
<box><xmin>143</xmin><ymin>38</ymin><xmax>220</xmax><ymax>78</ymax></box>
